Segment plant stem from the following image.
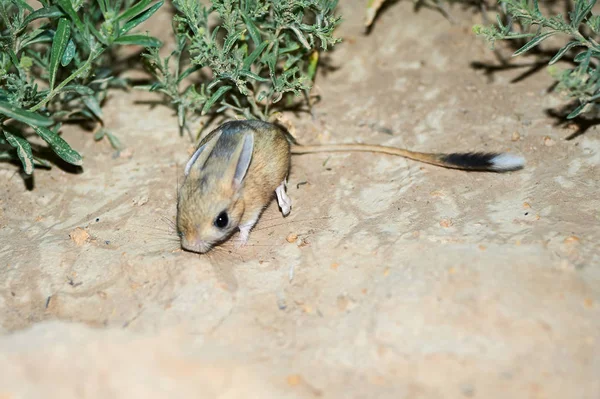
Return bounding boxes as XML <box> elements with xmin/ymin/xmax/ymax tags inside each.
<box><xmin>29</xmin><ymin>49</ymin><xmax>104</xmax><ymax>113</ymax></box>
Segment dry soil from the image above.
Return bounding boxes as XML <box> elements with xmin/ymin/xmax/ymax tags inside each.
<box><xmin>1</xmin><ymin>1</ymin><xmax>599</xmax><ymax>398</ymax></box>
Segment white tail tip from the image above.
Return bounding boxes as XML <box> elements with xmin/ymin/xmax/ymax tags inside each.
<box><xmin>490</xmin><ymin>153</ymin><xmax>525</xmax><ymax>171</ymax></box>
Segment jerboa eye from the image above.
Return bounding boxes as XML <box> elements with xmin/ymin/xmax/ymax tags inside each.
<box><xmin>214</xmin><ymin>211</ymin><xmax>228</xmax><ymax>228</ymax></box>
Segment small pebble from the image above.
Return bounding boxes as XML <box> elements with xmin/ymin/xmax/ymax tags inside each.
<box><xmin>277</xmin><ymin>298</ymin><xmax>287</xmax><ymax>310</ymax></box>
<box><xmin>564</xmin><ymin>236</ymin><xmax>580</xmax><ymax>244</ymax></box>
<box><xmin>118</xmin><ymin>148</ymin><xmax>134</xmax><ymax>158</ymax></box>
<box><xmin>132</xmin><ymin>196</ymin><xmax>149</xmax><ymax>206</ymax></box>
<box><xmin>439</xmin><ymin>218</ymin><xmax>453</xmax><ymax>228</ymax></box>
<box><xmin>298</xmin><ymin>238</ymin><xmax>310</xmax><ymax>247</ymax></box>
<box><xmin>286</xmin><ymin>233</ymin><xmax>298</xmax><ymax>243</ymax></box>
<box><xmin>287</xmin><ymin>374</ymin><xmax>302</xmax><ymax>386</ymax></box>
<box><xmin>584</xmin><ymin>298</ymin><xmax>593</xmax><ymax>308</ymax></box>
<box><xmin>69</xmin><ymin>228</ymin><xmax>89</xmax><ymax>246</ymax></box>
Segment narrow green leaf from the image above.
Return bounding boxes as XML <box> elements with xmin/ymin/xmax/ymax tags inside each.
<box><xmin>572</xmin><ymin>0</ymin><xmax>596</xmax><ymax>29</ymax></box>
<box><xmin>495</xmin><ymin>14</ymin><xmax>505</xmax><ymax>31</ymax></box>
<box><xmin>580</xmin><ymin>50</ymin><xmax>592</xmax><ymax>71</ymax></box>
<box><xmin>61</xmin><ymin>39</ymin><xmax>76</xmax><ymax>67</ymax></box>
<box><xmin>133</xmin><ymin>85</ymin><xmax>152</xmax><ymax>91</ymax></box>
<box><xmin>94</xmin><ymin>128</ymin><xmax>106</xmax><ymax>141</ymax></box>
<box><xmin>549</xmin><ymin>41</ymin><xmax>582</xmax><ymax>65</ymax></box>
<box><xmin>23</xmin><ymin>6</ymin><xmax>63</xmax><ymax>25</ymax></box>
<box><xmin>239</xmin><ymin>70</ymin><xmax>269</xmax><ymax>82</ymax></box>
<box><xmin>513</xmin><ymin>32</ymin><xmax>555</xmax><ymax>56</ymax></box>
<box><xmin>574</xmin><ymin>49</ymin><xmax>600</xmax><ymax>62</ymax></box>
<box><xmin>5</xmin><ymin>49</ymin><xmax>21</xmax><ymax>74</ymax></box>
<box><xmin>49</xmin><ymin>18</ymin><xmax>71</xmax><ymax>90</ymax></box>
<box><xmin>505</xmin><ymin>33</ymin><xmax>537</xmax><ymax>40</ymax></box>
<box><xmin>242</xmin><ymin>40</ymin><xmax>269</xmax><ymax>70</ymax></box>
<box><xmin>61</xmin><ymin>85</ymin><xmax>95</xmax><ymax>96</ymax></box>
<box><xmin>119</xmin><ymin>0</ymin><xmax>164</xmax><ymax>35</ymax></box>
<box><xmin>263</xmin><ymin>49</ymin><xmax>277</xmax><ymax>77</ymax></box>
<box><xmin>56</xmin><ymin>0</ymin><xmax>86</xmax><ymax>34</ymax></box>
<box><xmin>106</xmin><ymin>131</ymin><xmax>123</xmax><ymax>150</ymax></box>
<box><xmin>0</xmin><ymin>101</ymin><xmax>54</xmax><ymax>126</ymax></box>
<box><xmin>114</xmin><ymin>34</ymin><xmax>162</xmax><ymax>47</ymax></box>
<box><xmin>574</xmin><ymin>51</ymin><xmax>587</xmax><ymax>62</ymax></box>
<box><xmin>105</xmin><ymin>77</ymin><xmax>129</xmax><ymax>89</ymax></box>
<box><xmin>290</xmin><ymin>25</ymin><xmax>310</xmax><ymax>50</ymax></box>
<box><xmin>83</xmin><ymin>96</ymin><xmax>103</xmax><ymax>119</ymax></box>
<box><xmin>207</xmin><ymin>79</ymin><xmax>221</xmax><ymax>90</ymax></box>
<box><xmin>215</xmin><ymin>104</ymin><xmax>229</xmax><ymax>113</ymax></box>
<box><xmin>85</xmin><ymin>15</ymin><xmax>109</xmax><ymax>46</ymax></box>
<box><xmin>33</xmin><ymin>155</ymin><xmax>52</xmax><ymax>168</ymax></box>
<box><xmin>77</xmin><ymin>109</ymin><xmax>95</xmax><ymax>120</ymax></box>
<box><xmin>201</xmin><ymin>86</ymin><xmax>232</xmax><ymax>115</ymax></box>
<box><xmin>279</xmin><ymin>42</ymin><xmax>301</xmax><ymax>54</ymax></box>
<box><xmin>115</xmin><ymin>0</ymin><xmax>153</xmax><ymax>22</ymax></box>
<box><xmin>223</xmin><ymin>30</ymin><xmax>244</xmax><ymax>53</ymax></box>
<box><xmin>567</xmin><ymin>102</ymin><xmax>587</xmax><ymax>119</ymax></box>
<box><xmin>14</xmin><ymin>0</ymin><xmax>34</xmax><ymax>12</ymax></box>
<box><xmin>587</xmin><ymin>92</ymin><xmax>600</xmax><ymax>102</ymax></box>
<box><xmin>533</xmin><ymin>0</ymin><xmax>541</xmax><ymax>16</ymax></box>
<box><xmin>283</xmin><ymin>54</ymin><xmax>301</xmax><ymax>70</ymax></box>
<box><xmin>51</xmin><ymin>111</ymin><xmax>70</xmax><ymax>119</ymax></box>
<box><xmin>31</xmin><ymin>125</ymin><xmax>83</xmax><ymax>166</ymax></box>
<box><xmin>20</xmin><ymin>29</ymin><xmax>54</xmax><ymax>48</ymax></box>
<box><xmin>211</xmin><ymin>26</ymin><xmax>221</xmax><ymax>42</ymax></box>
<box><xmin>2</xmin><ymin>129</ymin><xmax>34</xmax><ymax>174</ymax></box>
<box><xmin>177</xmin><ymin>65</ymin><xmax>201</xmax><ymax>83</ymax></box>
<box><xmin>98</xmin><ymin>0</ymin><xmax>109</xmax><ymax>15</ymax></box>
<box><xmin>242</xmin><ymin>14</ymin><xmax>261</xmax><ymax>45</ymax></box>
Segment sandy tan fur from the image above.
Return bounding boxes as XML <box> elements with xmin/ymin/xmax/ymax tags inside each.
<box><xmin>177</xmin><ymin>120</ymin><xmax>289</xmax><ymax>253</ymax></box>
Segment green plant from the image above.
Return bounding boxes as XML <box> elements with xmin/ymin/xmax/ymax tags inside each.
<box><xmin>141</xmin><ymin>0</ymin><xmax>341</xmax><ymax>136</ymax></box>
<box><xmin>0</xmin><ymin>0</ymin><xmax>163</xmax><ymax>175</ymax></box>
<box><xmin>474</xmin><ymin>0</ymin><xmax>600</xmax><ymax>118</ymax></box>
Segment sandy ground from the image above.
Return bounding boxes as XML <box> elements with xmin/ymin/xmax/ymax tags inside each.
<box><xmin>1</xmin><ymin>1</ymin><xmax>599</xmax><ymax>398</ymax></box>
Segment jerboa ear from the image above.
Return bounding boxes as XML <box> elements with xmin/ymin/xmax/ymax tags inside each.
<box><xmin>184</xmin><ymin>129</ymin><xmax>223</xmax><ymax>176</ymax></box>
<box><xmin>225</xmin><ymin>132</ymin><xmax>254</xmax><ymax>190</ymax></box>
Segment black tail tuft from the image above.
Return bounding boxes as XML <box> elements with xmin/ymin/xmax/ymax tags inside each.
<box><xmin>440</xmin><ymin>152</ymin><xmax>525</xmax><ymax>172</ymax></box>
<box><xmin>441</xmin><ymin>152</ymin><xmax>496</xmax><ymax>169</ymax></box>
